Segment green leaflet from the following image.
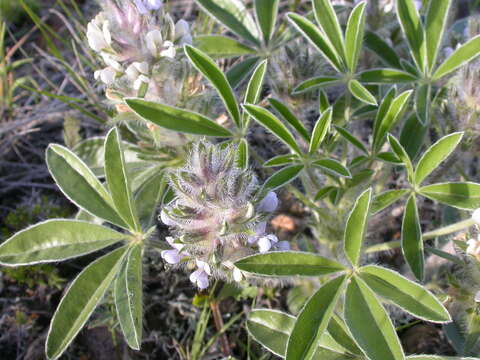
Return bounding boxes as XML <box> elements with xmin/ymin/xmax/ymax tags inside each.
<box><xmin>263</xmin><ymin>165</ymin><xmax>304</xmax><ymax>191</ymax></box>
<box><xmin>344</xmin><ymin>188</ymin><xmax>372</xmax><ymax>267</ymax></box>
<box><xmin>414</xmin><ymin>132</ymin><xmax>463</xmax><ymax>185</ymax></box>
<box><xmin>293</xmin><ymin>76</ymin><xmax>342</xmax><ymax>94</ymax></box>
<box><xmin>243</xmin><ymin>104</ymin><xmax>302</xmax><ymax>154</ymax></box>
<box><xmin>312</xmin><ymin>0</ymin><xmax>346</xmax><ymax>64</ymax></box>
<box><xmin>312</xmin><ymin>159</ymin><xmax>351</xmax><ymax>178</ymax></box>
<box><xmin>433</xmin><ymin>35</ymin><xmax>480</xmax><ymax>81</ymax></box>
<box><xmin>419</xmin><ymin>182</ymin><xmax>480</xmax><ymax>210</ymax></box>
<box><xmin>396</xmin><ymin>0</ymin><xmax>426</xmax><ymax>73</ymax></box>
<box><xmin>185</xmin><ymin>45</ymin><xmax>241</xmax><ymax>127</ymax></box>
<box><xmin>227</xmin><ymin>56</ymin><xmax>260</xmax><ymax>88</ymax></box>
<box><xmin>133</xmin><ymin>167</ymin><xmax>166</xmax><ymax>230</ymax></box>
<box><xmin>373</xmin><ymin>90</ymin><xmax>413</xmax><ymax>152</ymax></box>
<box><xmin>115</xmin><ymin>244</ymin><xmax>143</xmax><ymax>350</ymax></box>
<box><xmin>46</xmin><ymin>246</ymin><xmax>128</xmax><ymax>359</ymax></box>
<box><xmin>235</xmin><ymin>251</ymin><xmax>346</xmax><ymax>277</ymax></box>
<box><xmin>359</xmin><ymin>265</ymin><xmax>451</xmax><ymax>322</ymax></box>
<box><xmin>371</xmin><ymin>189</ymin><xmax>409</xmax><ymax>214</ymax></box>
<box><xmin>236</xmin><ymin>138</ymin><xmax>249</xmax><ymax>169</ymax></box>
<box><xmin>246</xmin><ymin>309</ymin><xmax>357</xmax><ymax>359</ymax></box>
<box><xmin>263</xmin><ymin>154</ymin><xmax>299</xmax><ymax>167</ymax></box>
<box><xmin>348</xmin><ymin>79</ymin><xmax>378</xmax><ymax>106</ymax></box>
<box><xmin>0</xmin><ymin>220</ymin><xmax>125</xmax><ymax>266</ymax></box>
<box><xmin>195</xmin><ymin>0</ymin><xmax>260</xmax><ymax>45</ymax></box>
<box><xmin>358</xmin><ymin>69</ymin><xmax>418</xmax><ymax>83</ymax></box>
<box><xmin>344</xmin><ymin>276</ymin><xmax>405</xmax><ymax>360</ymax></box>
<box><xmin>388</xmin><ymin>134</ymin><xmax>414</xmax><ymax>184</ymax></box>
<box><xmin>287</xmin><ymin>13</ymin><xmax>343</xmax><ymax>72</ymax></box>
<box><xmin>425</xmin><ymin>0</ymin><xmax>452</xmax><ymax>72</ymax></box>
<box><xmin>286</xmin><ymin>275</ymin><xmax>347</xmax><ymax>360</ymax></box>
<box><xmin>415</xmin><ymin>83</ymin><xmax>431</xmax><ymax>125</ymax></box>
<box><xmin>309</xmin><ymin>108</ymin><xmax>332</xmax><ymax>154</ymax></box>
<box><xmin>46</xmin><ymin>144</ymin><xmax>127</xmax><ymax>229</ymax></box>
<box><xmin>243</xmin><ymin>60</ymin><xmax>268</xmax><ymax>128</ymax></box>
<box><xmin>194</xmin><ymin>35</ymin><xmax>256</xmax><ymax>58</ymax></box>
<box><xmin>126</xmin><ymin>98</ymin><xmax>233</xmax><ymax>137</ymax></box>
<box><xmin>269</xmin><ymin>98</ymin><xmax>311</xmax><ymax>142</ymax></box>
<box><xmin>345</xmin><ymin>2</ymin><xmax>366</xmax><ymax>72</ymax></box>
<box><xmin>255</xmin><ymin>0</ymin><xmax>279</xmax><ymax>45</ymax></box>
<box><xmin>402</xmin><ymin>195</ymin><xmax>424</xmax><ymax>281</ymax></box>
<box><xmin>104</xmin><ymin>128</ymin><xmax>140</xmax><ymax>232</ymax></box>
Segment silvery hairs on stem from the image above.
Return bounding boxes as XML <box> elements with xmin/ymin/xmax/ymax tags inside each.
<box><xmin>160</xmin><ymin>140</ymin><xmax>289</xmax><ymax>289</ymax></box>
<box><xmin>87</xmin><ymin>0</ymin><xmax>192</xmax><ymax>104</ymax></box>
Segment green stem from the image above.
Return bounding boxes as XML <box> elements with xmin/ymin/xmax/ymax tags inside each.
<box><xmin>365</xmin><ymin>218</ymin><xmax>475</xmax><ymax>254</ymax></box>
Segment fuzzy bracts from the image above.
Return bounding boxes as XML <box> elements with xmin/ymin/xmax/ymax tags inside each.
<box><xmin>86</xmin><ymin>0</ymin><xmax>191</xmax><ymax>104</ymax></box>
<box><xmin>160</xmin><ymin>141</ymin><xmax>287</xmax><ymax>289</ymax></box>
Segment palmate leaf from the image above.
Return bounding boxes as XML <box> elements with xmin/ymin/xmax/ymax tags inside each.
<box><xmin>286</xmin><ymin>275</ymin><xmax>347</xmax><ymax>360</ymax></box>
<box><xmin>126</xmin><ymin>99</ymin><xmax>233</xmax><ymax>137</ymax></box>
<box><xmin>344</xmin><ymin>188</ymin><xmax>372</xmax><ymax>267</ymax></box>
<box><xmin>344</xmin><ymin>276</ymin><xmax>405</xmax><ymax>360</ymax></box>
<box><xmin>359</xmin><ymin>265</ymin><xmax>451</xmax><ymax>322</ymax></box>
<box><xmin>115</xmin><ymin>244</ymin><xmax>143</xmax><ymax>350</ymax></box>
<box><xmin>46</xmin><ymin>144</ymin><xmax>127</xmax><ymax>229</ymax></box>
<box><xmin>235</xmin><ymin>251</ymin><xmax>346</xmax><ymax>277</ymax></box>
<box><xmin>0</xmin><ymin>220</ymin><xmax>126</xmax><ymax>266</ymax></box>
<box><xmin>195</xmin><ymin>0</ymin><xmax>260</xmax><ymax>45</ymax></box>
<box><xmin>46</xmin><ymin>246</ymin><xmax>128</xmax><ymax>359</ymax></box>
<box><xmin>185</xmin><ymin>45</ymin><xmax>241</xmax><ymax>127</ymax></box>
<box><xmin>105</xmin><ymin>128</ymin><xmax>140</xmax><ymax>232</ymax></box>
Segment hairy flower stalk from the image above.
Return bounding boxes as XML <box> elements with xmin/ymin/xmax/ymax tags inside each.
<box><xmin>160</xmin><ymin>141</ymin><xmax>287</xmax><ymax>289</ymax></box>
<box><xmin>86</xmin><ymin>0</ymin><xmax>192</xmax><ymax>105</ymax></box>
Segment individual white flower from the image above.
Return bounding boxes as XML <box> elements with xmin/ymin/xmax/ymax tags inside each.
<box><xmin>126</xmin><ymin>61</ymin><xmax>148</xmax><ymax>80</ymax></box>
<box><xmin>257</xmin><ymin>234</ymin><xmax>279</xmax><ymax>253</ymax></box>
<box><xmin>87</xmin><ymin>19</ymin><xmax>111</xmax><ymax>52</ymax></box>
<box><xmin>467</xmin><ymin>238</ymin><xmax>480</xmax><ymax>261</ymax></box>
<box><xmin>472</xmin><ymin>208</ymin><xmax>480</xmax><ymax>225</ymax></box>
<box><xmin>233</xmin><ymin>267</ymin><xmax>244</xmax><ymax>282</ymax></box>
<box><xmin>94</xmin><ymin>67</ymin><xmax>117</xmax><ymax>85</ymax></box>
<box><xmin>248</xmin><ymin>222</ymin><xmax>266</xmax><ymax>244</ymax></box>
<box><xmin>160</xmin><ymin>41</ymin><xmax>176</xmax><ymax>58</ymax></box>
<box><xmin>175</xmin><ymin>19</ymin><xmax>192</xmax><ymax>45</ymax></box>
<box><xmin>161</xmin><ymin>210</ymin><xmax>176</xmax><ymax>226</ymax></box>
<box><xmin>190</xmin><ymin>260</ymin><xmax>211</xmax><ymax>289</ymax></box>
<box><xmin>413</xmin><ymin>0</ymin><xmax>422</xmax><ymax>11</ymax></box>
<box><xmin>133</xmin><ymin>75</ymin><xmax>150</xmax><ymax>90</ymax></box>
<box><xmin>101</xmin><ymin>53</ymin><xmax>122</xmax><ymax>72</ymax></box>
<box><xmin>257</xmin><ymin>191</ymin><xmax>279</xmax><ymax>213</ymax></box>
<box><xmin>145</xmin><ymin>29</ymin><xmax>163</xmax><ymax>57</ymax></box>
<box><xmin>475</xmin><ymin>291</ymin><xmax>480</xmax><ymax>302</ymax></box>
<box><xmin>135</xmin><ymin>0</ymin><xmax>162</xmax><ymax>14</ymax></box>
<box><xmin>161</xmin><ymin>237</ymin><xmax>187</xmax><ymax>264</ymax></box>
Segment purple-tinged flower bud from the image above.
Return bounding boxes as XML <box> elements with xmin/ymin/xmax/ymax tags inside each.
<box><xmin>476</xmin><ymin>291</ymin><xmax>480</xmax><ymax>303</ymax></box>
<box><xmin>160</xmin><ymin>210</ymin><xmax>176</xmax><ymax>226</ymax></box>
<box><xmin>161</xmin><ymin>249</ymin><xmax>182</xmax><ymax>264</ymax></box>
<box><xmin>257</xmin><ymin>191</ymin><xmax>278</xmax><ymax>213</ymax></box>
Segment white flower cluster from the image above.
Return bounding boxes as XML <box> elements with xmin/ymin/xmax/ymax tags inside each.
<box><xmin>159</xmin><ymin>141</ymin><xmax>289</xmax><ymax>289</ymax></box>
<box><xmin>86</xmin><ymin>0</ymin><xmax>192</xmax><ymax>101</ymax></box>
